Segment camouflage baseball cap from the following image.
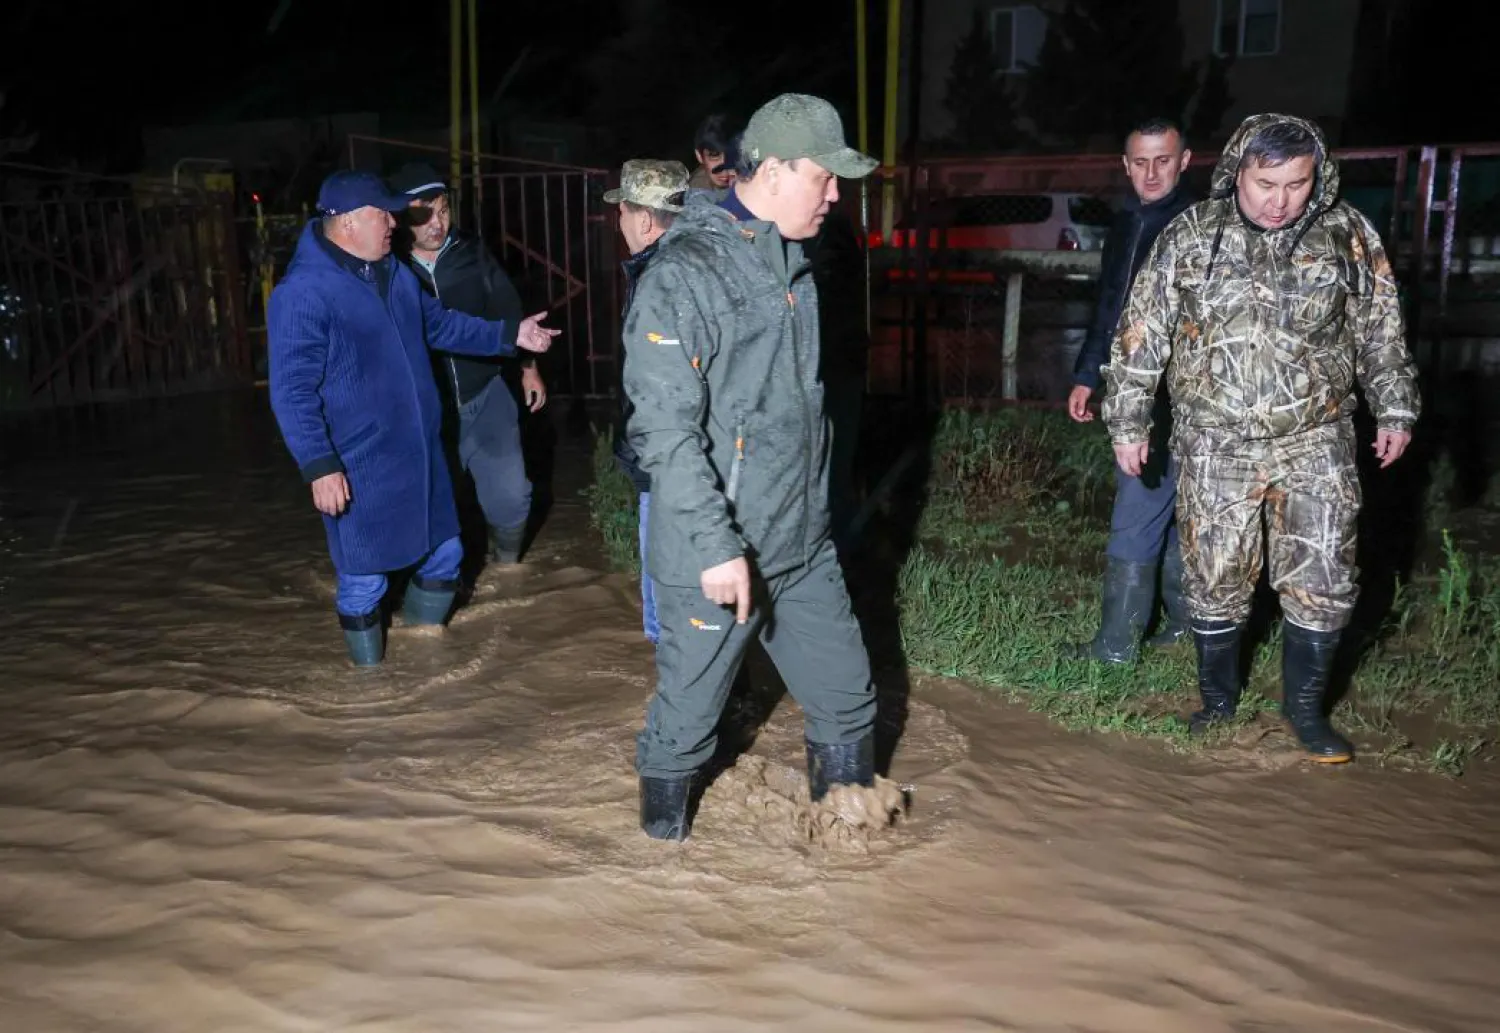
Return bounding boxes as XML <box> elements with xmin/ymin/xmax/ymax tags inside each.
<box><xmin>741</xmin><ymin>93</ymin><xmax>878</xmax><ymax>179</ymax></box>
<box><xmin>603</xmin><ymin>159</ymin><xmax>690</xmax><ymax>212</ymax></box>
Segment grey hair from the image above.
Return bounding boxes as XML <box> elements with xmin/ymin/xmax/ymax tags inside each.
<box><xmin>1243</xmin><ymin>122</ymin><xmax>1320</xmax><ymax>168</ymax></box>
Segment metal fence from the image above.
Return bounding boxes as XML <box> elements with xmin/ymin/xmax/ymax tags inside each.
<box><xmin>347</xmin><ymin>136</ymin><xmax>619</xmax><ymax>399</ymax></box>
<box><xmin>0</xmin><ymin>165</ymin><xmax>248</xmax><ymax>411</ymax></box>
<box><xmin>6</xmin><ymin>141</ymin><xmax>1499</xmax><ymax>414</ymax></box>
<box><xmin>861</xmin><ymin>146</ymin><xmax>1500</xmax><ymax>406</ymax></box>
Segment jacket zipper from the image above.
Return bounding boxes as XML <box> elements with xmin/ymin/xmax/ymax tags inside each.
<box><xmin>726</xmin><ymin>417</ymin><xmax>745</xmax><ymax>504</ymax></box>
<box><xmin>786</xmin><ymin>279</ymin><xmax>814</xmax><ymax>564</ymax></box>
<box><xmin>426</xmin><ymin>248</ymin><xmax>465</xmax><ymax>403</ymax></box>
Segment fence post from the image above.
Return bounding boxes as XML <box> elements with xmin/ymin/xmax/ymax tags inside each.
<box><xmin>1002</xmin><ymin>271</ymin><xmax>1022</xmax><ymax>401</ymax></box>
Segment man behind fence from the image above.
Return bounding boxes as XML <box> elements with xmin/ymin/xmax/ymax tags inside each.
<box><xmin>1102</xmin><ymin>113</ymin><xmax>1420</xmax><ymax>763</ymax></box>
<box><xmin>623</xmin><ymin>93</ymin><xmax>879</xmax><ymax>840</ymax></box>
<box><xmin>389</xmin><ymin>162</ymin><xmax>546</xmax><ymax>566</ymax></box>
<box><xmin>1065</xmin><ymin>116</ymin><xmax>1195</xmax><ymax>663</ymax></box>
<box><xmin>268</xmin><ymin>171</ymin><xmax>557</xmax><ymax>667</ymax></box>
<box><xmin>606</xmin><ymin>158</ymin><xmax>691</xmax><ymax>646</ymax></box>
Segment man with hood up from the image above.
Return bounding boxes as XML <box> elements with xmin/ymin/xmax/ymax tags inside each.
<box><xmin>1102</xmin><ymin>113</ymin><xmax>1420</xmax><ymax>763</ymax></box>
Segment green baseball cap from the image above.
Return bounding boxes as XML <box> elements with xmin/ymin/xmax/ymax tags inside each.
<box><xmin>740</xmin><ymin>93</ymin><xmax>878</xmax><ymax>179</ymax></box>
<box><xmin>603</xmin><ymin>159</ymin><xmax>690</xmax><ymax>212</ymax></box>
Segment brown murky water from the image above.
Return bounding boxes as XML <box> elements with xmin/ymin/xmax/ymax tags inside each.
<box><xmin>2</xmin><ymin>394</ymin><xmax>1498</xmax><ymax>1032</ymax></box>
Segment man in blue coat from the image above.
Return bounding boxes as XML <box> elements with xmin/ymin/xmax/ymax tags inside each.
<box><xmin>268</xmin><ymin>171</ymin><xmax>558</xmax><ymax>666</ymax></box>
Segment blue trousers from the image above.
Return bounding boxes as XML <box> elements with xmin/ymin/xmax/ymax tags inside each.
<box><xmin>335</xmin><ymin>535</ymin><xmax>463</xmax><ymax>617</ymax></box>
<box><xmin>638</xmin><ymin>490</ymin><xmax>659</xmax><ymax>645</ymax></box>
<box><xmin>457</xmin><ymin>376</ymin><xmax>532</xmax><ymax>532</ymax></box>
<box><xmin>1106</xmin><ymin>450</ymin><xmax>1179</xmax><ymax>565</ymax></box>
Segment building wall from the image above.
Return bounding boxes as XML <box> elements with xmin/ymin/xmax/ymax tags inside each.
<box><xmin>1183</xmin><ymin>0</ymin><xmax>1362</xmax><ymax>141</ymax></box>
<box><xmin>918</xmin><ymin>0</ymin><xmax>1361</xmax><ymax>148</ymax></box>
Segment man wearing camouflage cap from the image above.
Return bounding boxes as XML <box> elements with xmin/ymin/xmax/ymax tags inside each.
<box><xmin>604</xmin><ymin>158</ymin><xmax>690</xmax><ymax>647</ymax></box>
<box><xmin>622</xmin><ymin>93</ymin><xmax>880</xmax><ymax>840</ymax></box>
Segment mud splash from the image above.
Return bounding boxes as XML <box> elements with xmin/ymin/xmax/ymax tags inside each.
<box><xmin>1</xmin><ymin>395</ymin><xmax>1499</xmax><ymax>1032</ymax></box>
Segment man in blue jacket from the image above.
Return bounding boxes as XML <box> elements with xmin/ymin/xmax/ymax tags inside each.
<box><xmin>1065</xmin><ymin>117</ymin><xmax>1195</xmax><ymax>664</ymax></box>
<box><xmin>268</xmin><ymin>171</ymin><xmax>558</xmax><ymax>666</ymax></box>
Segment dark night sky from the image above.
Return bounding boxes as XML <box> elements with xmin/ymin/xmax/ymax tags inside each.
<box><xmin>3</xmin><ymin>0</ymin><xmax>1497</xmax><ymax>170</ymax></box>
<box><xmin>2</xmin><ymin>0</ymin><xmax>861</xmax><ymax>170</ymax></box>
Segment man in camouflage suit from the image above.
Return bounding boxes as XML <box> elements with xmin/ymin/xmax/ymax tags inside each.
<box><xmin>1102</xmin><ymin>113</ymin><xmax>1420</xmax><ymax>763</ymax></box>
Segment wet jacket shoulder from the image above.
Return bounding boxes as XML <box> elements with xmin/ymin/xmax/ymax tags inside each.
<box><xmin>1101</xmin><ymin>113</ymin><xmax>1420</xmax><ymax>450</ymax></box>
<box><xmin>621</xmin><ymin>192</ymin><xmax>829</xmax><ymax>586</ymax></box>
<box><xmin>1073</xmin><ymin>186</ymin><xmax>1196</xmax><ymax>390</ymax></box>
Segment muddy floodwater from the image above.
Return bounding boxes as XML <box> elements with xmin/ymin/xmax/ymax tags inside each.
<box><xmin>2</xmin><ymin>393</ymin><xmax>1498</xmax><ymax>1032</ymax></box>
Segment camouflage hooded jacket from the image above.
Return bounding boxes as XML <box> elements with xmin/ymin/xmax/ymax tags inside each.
<box><xmin>1101</xmin><ymin>114</ymin><xmax>1420</xmax><ymax>452</ymax></box>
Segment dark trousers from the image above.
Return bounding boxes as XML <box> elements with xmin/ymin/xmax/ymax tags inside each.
<box><xmin>457</xmin><ymin>377</ymin><xmax>531</xmax><ymax>532</ymax></box>
<box><xmin>1106</xmin><ymin>452</ymin><xmax>1179</xmax><ymax>565</ymax></box>
<box><xmin>635</xmin><ymin>538</ymin><xmax>877</xmax><ymax>779</ymax></box>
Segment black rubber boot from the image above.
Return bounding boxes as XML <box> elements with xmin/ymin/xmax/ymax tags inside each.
<box><xmin>639</xmin><ymin>775</ymin><xmax>693</xmax><ymax>841</ymax></box>
<box><xmin>1189</xmin><ymin>619</ymin><xmax>1243</xmax><ymax>734</ymax></box>
<box><xmin>1281</xmin><ymin>621</ymin><xmax>1354</xmax><ymax>763</ymax></box>
<box><xmin>339</xmin><ymin>609</ymin><xmax>384</xmax><ymax>667</ymax></box>
<box><xmin>402</xmin><ymin>575</ymin><xmax>458</xmax><ymax>627</ymax></box>
<box><xmin>1145</xmin><ymin>545</ymin><xmax>1190</xmax><ymax>648</ymax></box>
<box><xmin>488</xmin><ymin>523</ymin><xmax>526</xmax><ymax>564</ymax></box>
<box><xmin>1063</xmin><ymin>557</ymin><xmax>1155</xmax><ymax>663</ymax></box>
<box><xmin>805</xmin><ymin>734</ymin><xmax>875</xmax><ymax>802</ymax></box>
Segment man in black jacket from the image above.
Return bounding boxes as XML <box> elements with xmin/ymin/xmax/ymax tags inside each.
<box><xmin>1066</xmin><ymin>118</ymin><xmax>1195</xmax><ymax>663</ymax></box>
<box><xmin>389</xmin><ymin>163</ymin><xmax>546</xmax><ymax>565</ymax></box>
<box><xmin>606</xmin><ymin>158</ymin><xmax>691</xmax><ymax>646</ymax></box>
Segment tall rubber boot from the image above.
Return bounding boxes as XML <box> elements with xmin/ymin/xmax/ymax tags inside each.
<box><xmin>806</xmin><ymin>734</ymin><xmax>875</xmax><ymax>803</ymax></box>
<box><xmin>639</xmin><ymin>775</ymin><xmax>693</xmax><ymax>841</ymax></box>
<box><xmin>1063</xmin><ymin>558</ymin><xmax>1155</xmax><ymax>663</ymax></box>
<box><xmin>1146</xmin><ymin>544</ymin><xmax>1190</xmax><ymax>648</ymax></box>
<box><xmin>1189</xmin><ymin>619</ymin><xmax>1243</xmax><ymax>734</ymax></box>
<box><xmin>402</xmin><ymin>575</ymin><xmax>458</xmax><ymax>627</ymax></box>
<box><xmin>1281</xmin><ymin>621</ymin><xmax>1354</xmax><ymax>764</ymax></box>
<box><xmin>339</xmin><ymin>609</ymin><xmax>384</xmax><ymax>667</ymax></box>
<box><xmin>488</xmin><ymin>523</ymin><xmax>526</xmax><ymax>564</ymax></box>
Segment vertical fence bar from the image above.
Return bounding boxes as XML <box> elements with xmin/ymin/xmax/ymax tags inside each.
<box><xmin>35</xmin><ymin>204</ymin><xmax>76</xmax><ymax>402</ymax></box>
<box><xmin>580</xmin><ymin>172</ymin><xmax>599</xmax><ymax>398</ymax></box>
<box><xmin>1439</xmin><ymin>150</ymin><xmax>1462</xmax><ymax>336</ymax></box>
<box><xmin>560</xmin><ymin>172</ymin><xmax>575</xmax><ymax>362</ymax></box>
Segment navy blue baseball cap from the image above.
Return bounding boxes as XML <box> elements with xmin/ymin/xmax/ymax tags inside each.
<box><xmin>316</xmin><ymin>170</ymin><xmax>411</xmax><ymax>216</ymax></box>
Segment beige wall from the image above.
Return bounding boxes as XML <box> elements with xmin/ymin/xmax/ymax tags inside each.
<box><xmin>1180</xmin><ymin>0</ymin><xmax>1362</xmax><ymax>140</ymax></box>
<box><xmin>918</xmin><ymin>0</ymin><xmax>1360</xmax><ymax>148</ymax></box>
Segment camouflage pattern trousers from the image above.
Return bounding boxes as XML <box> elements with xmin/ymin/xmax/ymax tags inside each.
<box><xmin>1174</xmin><ymin>420</ymin><xmax>1361</xmax><ymax>633</ymax></box>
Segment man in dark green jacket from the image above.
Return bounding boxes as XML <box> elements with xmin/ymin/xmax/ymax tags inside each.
<box><xmin>623</xmin><ymin>93</ymin><xmax>880</xmax><ymax>840</ymax></box>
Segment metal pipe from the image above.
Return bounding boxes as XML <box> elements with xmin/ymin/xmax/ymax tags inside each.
<box><xmin>450</xmin><ymin>0</ymin><xmax>463</xmax><ymax>222</ymax></box>
<box><xmin>467</xmin><ymin>0</ymin><xmax>483</xmax><ymax>232</ymax></box>
<box><xmin>880</xmin><ymin>0</ymin><xmax>901</xmax><ymax>243</ymax></box>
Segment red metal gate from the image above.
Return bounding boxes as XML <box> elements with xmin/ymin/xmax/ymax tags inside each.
<box><xmin>347</xmin><ymin>136</ymin><xmax>618</xmax><ymax>399</ymax></box>
<box><xmin>0</xmin><ymin>164</ymin><xmax>249</xmax><ymax>410</ymax></box>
